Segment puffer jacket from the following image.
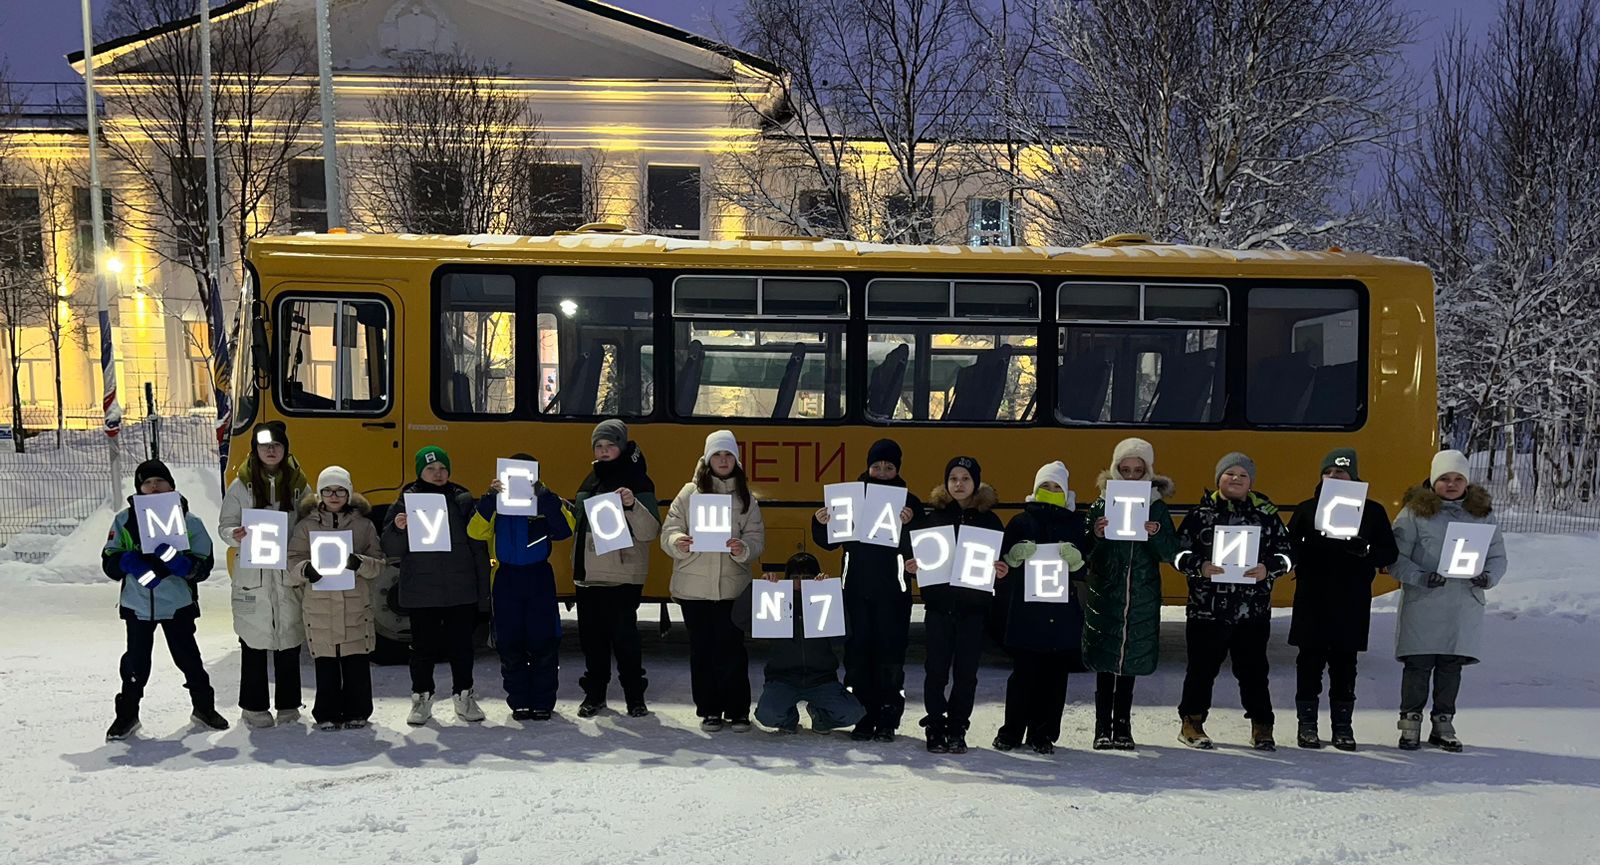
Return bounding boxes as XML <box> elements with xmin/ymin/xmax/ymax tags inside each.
<box><xmin>467</xmin><ymin>484</ymin><xmax>572</xmax><ymax>581</ymax></box>
<box><xmin>1173</xmin><ymin>489</ymin><xmax>1296</xmax><ymax>624</ymax></box>
<box><xmin>1000</xmin><ymin>501</ymin><xmax>1088</xmax><ymax>655</ymax></box>
<box><xmin>285</xmin><ymin>493</ymin><xmax>385</xmax><ymax>658</ymax></box>
<box><xmin>1391</xmin><ymin>483</ymin><xmax>1507</xmax><ymax>664</ymax></box>
<box><xmin>917</xmin><ymin>483</ymin><xmax>1003</xmax><ymax>616</ymax></box>
<box><xmin>101</xmin><ymin>495</ymin><xmax>215</xmax><ymax>622</ymax></box>
<box><xmin>661</xmin><ymin>471</ymin><xmax>766</xmax><ymax>602</ymax></box>
<box><xmin>1080</xmin><ymin>471</ymin><xmax>1179</xmax><ymax>677</ymax></box>
<box><xmin>1286</xmin><ymin>487</ymin><xmax>1399</xmax><ymax>653</ymax></box>
<box><xmin>218</xmin><ymin>467</ymin><xmax>309</xmax><ymax>651</ymax></box>
<box><xmin>380</xmin><ymin>479</ymin><xmax>491</xmax><ymax>609</ymax></box>
<box><xmin>573</xmin><ymin>442</ymin><xmax>661</xmax><ymax>588</ymax></box>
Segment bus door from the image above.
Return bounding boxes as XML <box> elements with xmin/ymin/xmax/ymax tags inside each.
<box><xmin>274</xmin><ymin>284</ymin><xmax>405</xmax><ymax>502</ymax></box>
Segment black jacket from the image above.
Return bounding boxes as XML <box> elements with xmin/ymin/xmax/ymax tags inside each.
<box><xmin>1286</xmin><ymin>488</ymin><xmax>1399</xmax><ymax>652</ymax></box>
<box><xmin>811</xmin><ymin>473</ymin><xmax>922</xmax><ymax>601</ymax></box>
<box><xmin>1173</xmin><ymin>490</ymin><xmax>1295</xmax><ymax>624</ymax></box>
<box><xmin>917</xmin><ymin>483</ymin><xmax>1003</xmax><ymax>616</ymax></box>
<box><xmin>999</xmin><ymin>502</ymin><xmax>1088</xmax><ymax>655</ymax></box>
<box><xmin>381</xmin><ymin>479</ymin><xmax>491</xmax><ymax>609</ymax></box>
<box><xmin>763</xmin><ymin>579</ymin><xmax>847</xmax><ymax>688</ymax></box>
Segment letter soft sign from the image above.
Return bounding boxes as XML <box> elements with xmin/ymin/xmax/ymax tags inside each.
<box><xmin>1437</xmin><ymin>522</ymin><xmax>1496</xmax><ymax>578</ymax></box>
<box><xmin>688</xmin><ymin>493</ymin><xmax>734</xmax><ymax>553</ymax></box>
<box><xmin>404</xmin><ymin>492</ymin><xmax>452</xmax><ymax>553</ymax></box>
<box><xmin>1314</xmin><ymin>479</ymin><xmax>1368</xmax><ymax>538</ymax></box>
<box><xmin>495</xmin><ymin>458</ymin><xmax>540</xmax><ymax>516</ymax></box>
<box><xmin>308</xmin><ymin>530</ymin><xmax>355</xmax><ymax>591</ymax></box>
<box><xmin>583</xmin><ymin>492</ymin><xmax>633</xmax><ymax>555</ymax></box>
<box><xmin>1104</xmin><ymin>480</ymin><xmax>1153</xmax><ymax>542</ymax></box>
<box><xmin>133</xmin><ymin>491</ymin><xmax>189</xmax><ymax>554</ymax></box>
<box><xmin>239</xmin><ymin>508</ymin><xmax>290</xmax><ymax>569</ymax></box>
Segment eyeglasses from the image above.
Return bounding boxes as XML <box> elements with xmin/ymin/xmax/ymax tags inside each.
<box><xmin>320</xmin><ymin>488</ymin><xmax>349</xmax><ymax>497</ymax></box>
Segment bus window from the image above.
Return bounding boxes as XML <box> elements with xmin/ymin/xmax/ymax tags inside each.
<box><xmin>536</xmin><ymin>275</ymin><xmax>654</xmax><ymax>417</ymax></box>
<box><xmin>1247</xmin><ymin>286</ymin><xmax>1362</xmax><ymax>427</ymax></box>
<box><xmin>673</xmin><ymin>323</ymin><xmax>846</xmax><ymax>420</ymax></box>
<box><xmin>438</xmin><ymin>272</ymin><xmax>517</xmax><ymax>415</ymax></box>
<box><xmin>278</xmin><ymin>296</ymin><xmax>391</xmax><ymax>415</ymax></box>
<box><xmin>866</xmin><ymin>327</ymin><xmax>1038</xmax><ymax>423</ymax></box>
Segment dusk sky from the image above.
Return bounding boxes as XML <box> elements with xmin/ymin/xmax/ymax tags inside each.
<box><xmin>2</xmin><ymin>0</ymin><xmax>1498</xmax><ymax>85</ymax></box>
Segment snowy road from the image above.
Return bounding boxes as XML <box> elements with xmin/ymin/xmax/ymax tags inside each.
<box><xmin>3</xmin><ymin>551</ymin><xmax>1598</xmax><ymax>865</ymax></box>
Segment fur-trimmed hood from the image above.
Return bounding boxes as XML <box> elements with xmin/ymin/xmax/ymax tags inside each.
<box><xmin>296</xmin><ymin>490</ymin><xmax>373</xmax><ymax>519</ymax></box>
<box><xmin>927</xmin><ymin>482</ymin><xmax>999</xmax><ymax>513</ymax></box>
<box><xmin>1402</xmin><ymin>483</ymin><xmax>1493</xmax><ymax>519</ymax></box>
<box><xmin>1095</xmin><ymin>469</ymin><xmax>1176</xmax><ymax>502</ymax></box>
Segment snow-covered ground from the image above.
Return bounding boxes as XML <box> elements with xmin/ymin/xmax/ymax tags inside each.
<box><xmin>1</xmin><ymin>483</ymin><xmax>1597</xmax><ymax>864</ymax></box>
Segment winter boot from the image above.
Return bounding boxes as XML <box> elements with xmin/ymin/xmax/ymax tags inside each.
<box><xmin>1251</xmin><ymin>721</ymin><xmax>1277</xmax><ymax>752</ymax></box>
<box><xmin>851</xmin><ymin>721</ymin><xmax>876</xmax><ymax>742</ymax></box>
<box><xmin>1330</xmin><ymin>700</ymin><xmax>1358</xmax><ymax>752</ymax></box>
<box><xmin>577</xmin><ymin>699</ymin><xmax>607</xmax><ymax>719</ymax></box>
<box><xmin>992</xmin><ymin>733</ymin><xmax>1019</xmax><ymax>752</ymax></box>
<box><xmin>452</xmin><ymin>689</ymin><xmax>485</xmax><ymax>722</ymax></box>
<box><xmin>407</xmin><ymin>692</ymin><xmax>435</xmax><ymax>726</ymax></box>
<box><xmin>728</xmin><ymin>717</ymin><xmax>753</xmax><ymax>733</ymax></box>
<box><xmin>275</xmin><ymin>708</ymin><xmax>302</xmax><ymax>726</ymax></box>
<box><xmin>1179</xmin><ymin>714</ymin><xmax>1214</xmax><ymax>749</ymax></box>
<box><xmin>1030</xmin><ymin>740</ymin><xmax>1056</xmax><ymax>755</ymax></box>
<box><xmin>1111</xmin><ymin>716</ymin><xmax>1137</xmax><ymax>751</ymax></box>
<box><xmin>241</xmin><ymin>709</ymin><xmax>275</xmax><ymax>729</ymax></box>
<box><xmin>922</xmin><ymin>717</ymin><xmax>948</xmax><ymax>754</ymax></box>
<box><xmin>1296</xmin><ymin>700</ymin><xmax>1322</xmax><ymax>749</ymax></box>
<box><xmin>625</xmin><ymin>702</ymin><xmax>651</xmax><ymax>718</ymax></box>
<box><xmin>1428</xmin><ymin>713</ymin><xmax>1463</xmax><ymax>752</ymax></box>
<box><xmin>946</xmin><ymin>723</ymin><xmax>970</xmax><ymax>755</ymax></box>
<box><xmin>1397</xmin><ymin>711</ymin><xmax>1422</xmax><ymax>750</ymax></box>
<box><xmin>1093</xmin><ymin>718</ymin><xmax>1114</xmax><ymax>751</ymax></box>
<box><xmin>191</xmin><ymin>705</ymin><xmax>231</xmax><ymax>731</ymax></box>
<box><xmin>874</xmin><ymin>703</ymin><xmax>901</xmax><ymax>742</ymax></box>
<box><xmin>700</xmin><ymin>716</ymin><xmax>725</xmax><ymax>732</ymax></box>
<box><xmin>105</xmin><ymin>695</ymin><xmax>140</xmax><ymax>741</ymax></box>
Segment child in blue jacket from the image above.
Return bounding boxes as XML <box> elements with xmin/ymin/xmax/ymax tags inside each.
<box><xmin>468</xmin><ymin>453</ymin><xmax>572</xmax><ymax>720</ymax></box>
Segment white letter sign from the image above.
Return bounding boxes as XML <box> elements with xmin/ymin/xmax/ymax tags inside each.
<box><xmin>404</xmin><ymin>492</ymin><xmax>452</xmax><ymax>553</ymax></box>
<box><xmin>688</xmin><ymin>493</ymin><xmax>734</xmax><ymax>553</ymax></box>
<box><xmin>134</xmin><ymin>492</ymin><xmax>189</xmax><ymax>553</ymax></box>
<box><xmin>495</xmin><ymin>458</ymin><xmax>540</xmax><ymax>516</ymax></box>
<box><xmin>1437</xmin><ymin>522</ymin><xmax>1497</xmax><ymax>578</ymax></box>
<box><xmin>1210</xmin><ymin>524</ymin><xmax>1261</xmax><ymax>584</ymax></box>
<box><xmin>1105</xmin><ymin>480</ymin><xmax>1153</xmax><ymax>542</ymax></box>
<box><xmin>1314</xmin><ymin>479</ymin><xmax>1369</xmax><ymax>538</ymax></box>
<box><xmin>751</xmin><ymin>581</ymin><xmax>793</xmax><ymax>639</ymax></box>
<box><xmin>954</xmin><ymin>526</ymin><xmax>1005</xmax><ymax>594</ymax></box>
<box><xmin>802</xmin><ymin>579</ymin><xmax>847</xmax><ymax>638</ymax></box>
<box><xmin>862</xmin><ymin>484</ymin><xmax>908</xmax><ymax>548</ymax></box>
<box><xmin>823</xmin><ymin>482</ymin><xmax>865</xmax><ymax>544</ymax></box>
<box><xmin>239</xmin><ymin>508</ymin><xmax>289</xmax><ymax>569</ymax></box>
<box><xmin>584</xmin><ymin>492</ymin><xmax>633</xmax><ymax>555</ymax></box>
<box><xmin>1024</xmin><ymin>552</ymin><xmax>1071</xmax><ymax>603</ymax></box>
<box><xmin>909</xmin><ymin>526</ymin><xmax>956</xmax><ymax>587</ymax></box>
<box><xmin>309</xmin><ymin>530</ymin><xmax>356</xmax><ymax>591</ymax></box>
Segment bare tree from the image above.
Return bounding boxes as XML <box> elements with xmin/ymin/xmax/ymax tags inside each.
<box><xmin>715</xmin><ymin>0</ymin><xmax>988</xmax><ymax>243</ymax></box>
<box><xmin>988</xmin><ymin>0</ymin><xmax>1413</xmax><ymax>248</ymax></box>
<box><xmin>29</xmin><ymin>158</ymin><xmax>93</xmax><ymax>447</ymax></box>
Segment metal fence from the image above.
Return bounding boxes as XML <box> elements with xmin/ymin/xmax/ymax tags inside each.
<box><xmin>1441</xmin><ymin>410</ymin><xmax>1600</xmax><ymax>535</ymax></box>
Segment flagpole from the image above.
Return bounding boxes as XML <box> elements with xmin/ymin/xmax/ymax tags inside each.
<box><xmin>199</xmin><ymin>0</ymin><xmax>232</xmax><ymax>492</ymax></box>
<box><xmin>316</xmin><ymin>0</ymin><xmax>342</xmax><ymax>230</ymax></box>
<box><xmin>81</xmin><ymin>0</ymin><xmax>123</xmax><ymax>505</ymax></box>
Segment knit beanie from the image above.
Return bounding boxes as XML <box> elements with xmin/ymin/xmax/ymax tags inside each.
<box><xmin>316</xmin><ymin>465</ymin><xmax>353</xmax><ymax>494</ymax></box>
<box><xmin>1320</xmin><ymin>448</ymin><xmax>1359</xmax><ymax>481</ymax></box>
<box><xmin>703</xmin><ymin>429</ymin><xmax>741</xmax><ymax>466</ymax></box>
<box><xmin>946</xmin><ymin>455</ymin><xmax>981</xmax><ymax>487</ymax></box>
<box><xmin>592</xmin><ymin>418</ymin><xmax>629</xmax><ymax>449</ymax></box>
<box><xmin>252</xmin><ymin>420</ymin><xmax>289</xmax><ymax>452</ymax></box>
<box><xmin>1430</xmin><ymin>450</ymin><xmax>1471</xmax><ymax>485</ymax></box>
<box><xmin>1033</xmin><ymin>460</ymin><xmax>1069</xmax><ymax>494</ymax></box>
<box><xmin>1215</xmin><ymin>452</ymin><xmax>1257</xmax><ymax>485</ymax></box>
<box><xmin>415</xmin><ymin>445</ymin><xmax>451</xmax><ymax>478</ymax></box>
<box><xmin>134</xmin><ymin>459</ymin><xmax>175</xmax><ymax>489</ymax></box>
<box><xmin>1109</xmin><ymin>437</ymin><xmax>1155</xmax><ymax>477</ymax></box>
<box><xmin>866</xmin><ymin>438</ymin><xmax>903</xmax><ymax>471</ymax></box>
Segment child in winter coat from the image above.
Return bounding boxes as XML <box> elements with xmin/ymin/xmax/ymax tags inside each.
<box><xmin>661</xmin><ymin>430</ymin><xmax>766</xmax><ymax>732</ymax></box>
<box><xmin>102</xmin><ymin>459</ymin><xmax>230</xmax><ymax>740</ymax></box>
<box><xmin>753</xmin><ymin>553</ymin><xmax>867</xmax><ymax>735</ymax></box>
<box><xmin>1286</xmin><ymin>448</ymin><xmax>1399</xmax><ymax>751</ymax></box>
<box><xmin>285</xmin><ymin>466</ymin><xmax>386</xmax><ymax>731</ymax></box>
<box><xmin>918</xmin><ymin>455</ymin><xmax>1006</xmax><ymax>755</ymax></box>
<box><xmin>217</xmin><ymin>420</ymin><xmax>311</xmax><ymax>728</ymax></box>
<box><xmin>382</xmin><ymin>445</ymin><xmax>492</xmax><ymax>726</ymax></box>
<box><xmin>1081</xmin><ymin>437</ymin><xmax>1178</xmax><ymax>751</ymax></box>
<box><xmin>1389</xmin><ymin>450</ymin><xmax>1507</xmax><ymax>752</ymax></box>
<box><xmin>810</xmin><ymin>437</ymin><xmax>920</xmax><ymax>742</ymax></box>
<box><xmin>994</xmin><ymin>461</ymin><xmax>1088</xmax><ymax>754</ymax></box>
<box><xmin>467</xmin><ymin>453</ymin><xmax>572</xmax><ymax>721</ymax></box>
<box><xmin>1173</xmin><ymin>452</ymin><xmax>1296</xmax><ymax>751</ymax></box>
<box><xmin>572</xmin><ymin>419</ymin><xmax>661</xmax><ymax>719</ymax></box>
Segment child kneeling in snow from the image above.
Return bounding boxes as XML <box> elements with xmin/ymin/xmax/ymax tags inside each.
<box><xmin>753</xmin><ymin>553</ymin><xmax>866</xmax><ymax>735</ymax></box>
<box><xmin>287</xmin><ymin>466</ymin><xmax>386</xmax><ymax>731</ymax></box>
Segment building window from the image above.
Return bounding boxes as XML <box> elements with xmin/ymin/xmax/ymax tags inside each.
<box><xmin>797</xmin><ymin>189</ymin><xmax>847</xmax><ymax>237</ymax></box>
<box><xmin>647</xmin><ymin>165</ymin><xmax>701</xmax><ymax>239</ymax></box>
<box><xmin>883</xmin><ymin>194</ymin><xmax>934</xmax><ymax>243</ymax></box>
<box><xmin>186</xmin><ymin>320</ymin><xmax>214</xmax><ymax>408</ymax></box>
<box><xmin>1246</xmin><ymin>286</ymin><xmax>1363</xmax><ymax>427</ymax></box>
<box><xmin>411</xmin><ymin>162</ymin><xmax>465</xmax><ymax>234</ymax></box>
<box><xmin>967</xmin><ymin>198</ymin><xmax>1010</xmax><ymax>246</ymax></box>
<box><xmin>0</xmin><ymin>188</ymin><xmax>45</xmax><ymax>270</ymax></box>
<box><xmin>289</xmin><ymin>159</ymin><xmax>328</xmax><ymax>233</ymax></box>
<box><xmin>527</xmin><ymin>163</ymin><xmax>584</xmax><ymax>235</ymax></box>
<box><xmin>74</xmin><ymin>187</ymin><xmax>117</xmax><ymax>272</ymax></box>
<box><xmin>438</xmin><ymin>272</ymin><xmax>517</xmax><ymax>415</ymax></box>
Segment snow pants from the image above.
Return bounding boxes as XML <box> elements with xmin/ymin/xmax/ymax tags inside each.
<box><xmin>120</xmin><ymin>615</ymin><xmax>215</xmax><ymax>710</ymax></box>
<box><xmin>492</xmin><ymin>565</ymin><xmax>561</xmax><ymax>712</ymax></box>
<box><xmin>679</xmin><ymin>599</ymin><xmax>750</xmax><ymax>721</ymax></box>
<box><xmin>842</xmin><ymin>579</ymin><xmax>912</xmax><ymax>732</ymax></box>
<box><xmin>575</xmin><ymin>583</ymin><xmax>647</xmax><ymax>707</ymax></box>
<box><xmin>997</xmin><ymin>648</ymin><xmax>1072</xmax><ymax>746</ymax></box>
<box><xmin>1179</xmin><ymin>618</ymin><xmax>1274</xmax><ymax>725</ymax></box>
<box><xmin>1400</xmin><ymin>653</ymin><xmax>1466</xmax><ymax>716</ymax></box>
<box><xmin>922</xmin><ymin>606</ymin><xmax>985</xmax><ymax>733</ymax></box>
<box><xmin>1295</xmin><ymin>647</ymin><xmax>1358</xmax><ymax>705</ymax></box>
<box><xmin>312</xmin><ymin>653</ymin><xmax>373</xmax><ymax>725</ymax></box>
<box><xmin>409</xmin><ymin>603</ymin><xmax>477</xmax><ymax>696</ymax></box>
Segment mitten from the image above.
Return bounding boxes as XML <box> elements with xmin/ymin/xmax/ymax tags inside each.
<box><xmin>155</xmin><ymin>544</ymin><xmax>193</xmax><ymax>579</ymax></box>
<box><xmin>1003</xmin><ymin>541</ymin><xmax>1038</xmax><ymax>568</ymax></box>
<box><xmin>1059</xmin><ymin>542</ymin><xmax>1085</xmax><ymax>571</ymax></box>
<box><xmin>119</xmin><ymin>551</ymin><xmax>148</xmax><ymax>578</ymax></box>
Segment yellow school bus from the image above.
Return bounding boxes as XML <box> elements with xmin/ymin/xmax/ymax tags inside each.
<box><xmin>233</xmin><ymin>227</ymin><xmax>1436</xmax><ymax>647</ymax></box>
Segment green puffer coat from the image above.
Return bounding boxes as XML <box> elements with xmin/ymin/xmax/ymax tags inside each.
<box><xmin>1080</xmin><ymin>471</ymin><xmax>1179</xmax><ymax>677</ymax></box>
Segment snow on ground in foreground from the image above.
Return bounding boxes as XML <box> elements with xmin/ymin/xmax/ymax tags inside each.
<box><xmin>1</xmin><ymin>535</ymin><xmax>1598</xmax><ymax>864</ymax></box>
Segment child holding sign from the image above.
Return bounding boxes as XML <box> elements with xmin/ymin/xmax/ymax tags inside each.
<box><xmin>572</xmin><ymin>419</ymin><xmax>661</xmax><ymax>719</ymax></box>
<box><xmin>217</xmin><ymin>420</ymin><xmax>311</xmax><ymax>728</ymax></box>
<box><xmin>1389</xmin><ymin>450</ymin><xmax>1507</xmax><ymax>752</ymax></box>
<box><xmin>753</xmin><ymin>553</ymin><xmax>866</xmax><ymax>735</ymax></box>
<box><xmin>1285</xmin><ymin>449</ymin><xmax>1399</xmax><ymax>751</ymax></box>
<box><xmin>467</xmin><ymin>453</ymin><xmax>572</xmax><ymax>722</ymax></box>
<box><xmin>810</xmin><ymin>438</ymin><xmax>921</xmax><ymax>742</ymax></box>
<box><xmin>1081</xmin><ymin>438</ymin><xmax>1178</xmax><ymax>751</ymax></box>
<box><xmin>1172</xmin><ymin>452</ymin><xmax>1295</xmax><ymax>751</ymax></box>
<box><xmin>662</xmin><ymin>430</ymin><xmax>766</xmax><ymax>732</ymax></box>
<box><xmin>382</xmin><ymin>446</ymin><xmax>492</xmax><ymax>726</ymax></box>
<box><xmin>994</xmin><ymin>461</ymin><xmax>1088</xmax><ymax>755</ymax></box>
<box><xmin>101</xmin><ymin>460</ymin><xmax>230</xmax><ymax>740</ymax></box>
<box><xmin>286</xmin><ymin>466</ymin><xmax>386</xmax><ymax>730</ymax></box>
<box><xmin>918</xmin><ymin>456</ymin><xmax>1005</xmax><ymax>754</ymax></box>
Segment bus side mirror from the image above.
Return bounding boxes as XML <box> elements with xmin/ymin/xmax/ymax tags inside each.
<box><xmin>251</xmin><ymin>299</ymin><xmax>273</xmax><ymax>389</ymax></box>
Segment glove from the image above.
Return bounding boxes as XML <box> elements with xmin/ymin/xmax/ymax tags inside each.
<box><xmin>1341</xmin><ymin>535</ymin><xmax>1371</xmax><ymax>557</ymax></box>
<box><xmin>1470</xmin><ymin>574</ymin><xmax>1489</xmax><ymax>589</ymax></box>
<box><xmin>1059</xmin><ymin>543</ymin><xmax>1084</xmax><ymax>571</ymax></box>
<box><xmin>152</xmin><ymin>544</ymin><xmax>194</xmax><ymax>579</ymax></box>
<box><xmin>1003</xmin><ymin>541</ymin><xmax>1037</xmax><ymax>568</ymax></box>
<box><xmin>119</xmin><ymin>551</ymin><xmax>151</xmax><ymax>579</ymax></box>
<box><xmin>1425</xmin><ymin>572</ymin><xmax>1447</xmax><ymax>588</ymax></box>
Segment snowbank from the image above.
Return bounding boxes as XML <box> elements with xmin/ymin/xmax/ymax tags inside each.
<box><xmin>1488</xmin><ymin>532</ymin><xmax>1600</xmax><ymax>621</ymax></box>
